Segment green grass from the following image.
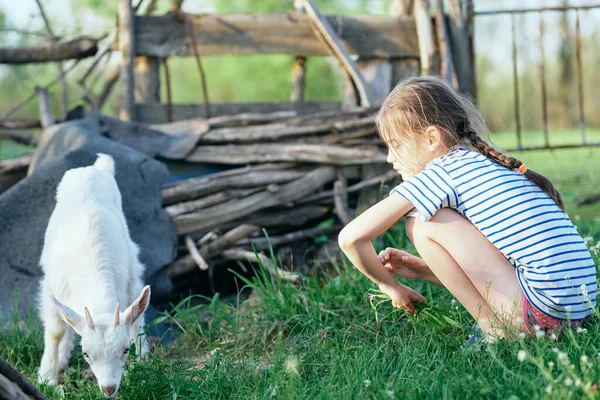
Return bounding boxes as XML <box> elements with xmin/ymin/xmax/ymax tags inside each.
<box><xmin>2</xmin><ymin>230</ymin><xmax>599</xmax><ymax>399</ymax></box>
<box><xmin>1</xmin><ymin>129</ymin><xmax>600</xmax><ymax>399</ymax></box>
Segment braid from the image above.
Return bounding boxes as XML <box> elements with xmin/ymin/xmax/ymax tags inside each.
<box><xmin>460</xmin><ymin>127</ymin><xmax>565</xmax><ymax>211</ymax></box>
<box><xmin>468</xmin><ymin>133</ymin><xmax>523</xmax><ymax>170</ymax></box>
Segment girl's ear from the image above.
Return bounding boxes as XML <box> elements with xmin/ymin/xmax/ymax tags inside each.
<box><xmin>424</xmin><ymin>126</ymin><xmax>445</xmax><ymax>151</ymax></box>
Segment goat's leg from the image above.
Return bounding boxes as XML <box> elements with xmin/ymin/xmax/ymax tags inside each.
<box><xmin>38</xmin><ymin>317</ymin><xmax>65</xmax><ymax>385</ymax></box>
<box><xmin>57</xmin><ymin>326</ymin><xmax>74</xmax><ymax>374</ymax></box>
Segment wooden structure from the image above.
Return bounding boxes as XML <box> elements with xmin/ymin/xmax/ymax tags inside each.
<box><xmin>116</xmin><ymin>0</ymin><xmax>475</xmax><ymax>123</ymax></box>
<box><xmin>0</xmin><ymin>0</ymin><xmax>476</xmax><ymax>301</ymax></box>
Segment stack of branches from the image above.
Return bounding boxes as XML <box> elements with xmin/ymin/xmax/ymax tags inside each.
<box><xmin>0</xmin><ymin>105</ymin><xmax>400</xmax><ymax>301</ymax></box>
<box><xmin>160</xmin><ymin>107</ymin><xmax>399</xmax><ymax>297</ymax></box>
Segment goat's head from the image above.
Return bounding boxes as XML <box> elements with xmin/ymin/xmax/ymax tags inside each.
<box><xmin>53</xmin><ymin>286</ymin><xmax>151</xmax><ymax>398</ymax></box>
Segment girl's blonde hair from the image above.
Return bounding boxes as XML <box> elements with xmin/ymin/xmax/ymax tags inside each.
<box><xmin>376</xmin><ymin>76</ymin><xmax>564</xmax><ymax>211</ymax></box>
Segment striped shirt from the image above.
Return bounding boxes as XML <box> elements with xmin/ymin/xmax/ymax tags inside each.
<box><xmin>394</xmin><ymin>146</ymin><xmax>597</xmax><ymax>320</ymax></box>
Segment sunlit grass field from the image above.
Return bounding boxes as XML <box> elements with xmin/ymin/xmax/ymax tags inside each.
<box><xmin>0</xmin><ymin>129</ymin><xmax>599</xmax><ymax>399</ymax></box>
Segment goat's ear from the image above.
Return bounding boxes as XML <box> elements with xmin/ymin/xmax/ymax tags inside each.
<box><xmin>53</xmin><ymin>297</ymin><xmax>84</xmax><ymax>333</ymax></box>
<box><xmin>124</xmin><ymin>286</ymin><xmax>151</xmax><ymax>326</ymax></box>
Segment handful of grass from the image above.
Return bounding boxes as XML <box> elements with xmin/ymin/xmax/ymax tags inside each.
<box><xmin>368</xmin><ymin>289</ymin><xmax>462</xmax><ymax>329</ymax></box>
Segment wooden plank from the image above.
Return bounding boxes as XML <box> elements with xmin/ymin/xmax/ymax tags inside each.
<box><xmin>413</xmin><ymin>0</ymin><xmax>438</xmax><ymax>76</ymax></box>
<box><xmin>186</xmin><ymin>143</ymin><xmax>387</xmax><ymax>165</ymax></box>
<box><xmin>0</xmin><ymin>38</ymin><xmax>97</xmax><ymax>64</ymax></box>
<box><xmin>35</xmin><ymin>87</ymin><xmax>54</xmax><ymax>128</ymax></box>
<box><xmin>135</xmin><ymin>101</ymin><xmax>342</xmax><ymax>123</ymax></box>
<box><xmin>134</xmin><ymin>56</ymin><xmax>161</xmax><ymax>103</ymax></box>
<box><xmin>435</xmin><ymin>0</ymin><xmax>455</xmax><ymax>84</ymax></box>
<box><xmin>118</xmin><ymin>0</ymin><xmax>135</xmax><ymax>120</ymax></box>
<box><xmin>300</xmin><ymin>0</ymin><xmax>374</xmax><ymax>106</ymax></box>
<box><xmin>291</xmin><ymin>0</ymin><xmax>306</xmax><ymax>104</ymax></box>
<box><xmin>133</xmin><ymin>13</ymin><xmax>420</xmax><ymax>58</ymax></box>
<box><xmin>447</xmin><ymin>0</ymin><xmax>472</xmax><ymax>94</ymax></box>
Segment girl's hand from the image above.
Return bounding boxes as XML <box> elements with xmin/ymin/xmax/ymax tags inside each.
<box><xmin>378</xmin><ymin>248</ymin><xmax>428</xmax><ymax>279</ymax></box>
<box><xmin>379</xmin><ymin>283</ymin><xmax>426</xmax><ymax>314</ymax></box>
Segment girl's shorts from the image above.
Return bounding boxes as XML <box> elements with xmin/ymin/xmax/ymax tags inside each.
<box><xmin>521</xmin><ymin>293</ymin><xmax>585</xmax><ymax>335</ymax></box>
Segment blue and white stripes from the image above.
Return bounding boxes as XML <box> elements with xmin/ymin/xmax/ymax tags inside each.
<box><xmin>394</xmin><ymin>146</ymin><xmax>597</xmax><ymax>320</ymax></box>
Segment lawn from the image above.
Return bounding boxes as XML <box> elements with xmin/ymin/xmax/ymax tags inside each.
<box><xmin>1</xmin><ymin>129</ymin><xmax>600</xmax><ymax>399</ymax></box>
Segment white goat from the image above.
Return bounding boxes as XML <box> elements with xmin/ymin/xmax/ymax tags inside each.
<box><xmin>37</xmin><ymin>154</ymin><xmax>150</xmax><ymax>398</ymax></box>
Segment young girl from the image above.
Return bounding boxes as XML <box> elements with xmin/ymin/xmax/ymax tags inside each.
<box><xmin>338</xmin><ymin>76</ymin><xmax>597</xmax><ymax>341</ymax></box>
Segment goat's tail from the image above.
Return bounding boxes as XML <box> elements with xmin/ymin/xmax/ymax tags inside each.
<box><xmin>94</xmin><ymin>153</ymin><xmax>115</xmax><ymax>175</ymax></box>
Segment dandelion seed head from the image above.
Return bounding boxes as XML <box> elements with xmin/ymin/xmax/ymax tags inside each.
<box><xmin>518</xmin><ymin>350</ymin><xmax>527</xmax><ymax>362</ymax></box>
<box><xmin>565</xmin><ymin>377</ymin><xmax>573</xmax><ymax>386</ymax></box>
<box><xmin>536</xmin><ymin>331</ymin><xmax>545</xmax><ymax>339</ymax></box>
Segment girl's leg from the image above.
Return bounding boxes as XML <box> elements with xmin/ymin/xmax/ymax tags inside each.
<box><xmin>407</xmin><ymin>209</ymin><xmax>523</xmax><ymax>339</ymax></box>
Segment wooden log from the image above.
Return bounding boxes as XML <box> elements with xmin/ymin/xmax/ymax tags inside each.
<box><xmin>0</xmin><ymin>38</ymin><xmax>98</xmax><ymax>64</ymax></box>
<box><xmin>135</xmin><ymin>101</ymin><xmax>342</xmax><ymax>124</ymax></box>
<box><xmin>577</xmin><ymin>193</ymin><xmax>600</xmax><ymax>207</ymax></box>
<box><xmin>206</xmin><ymin>107</ymin><xmax>374</xmax><ymax>129</ymax></box>
<box><xmin>218</xmin><ymin>205</ymin><xmax>329</xmax><ymax>233</ymax></box>
<box><xmin>198</xmin><ymin>122</ymin><xmax>331</xmax><ymax>144</ymax></box>
<box><xmin>290</xmin><ymin>0</ymin><xmax>306</xmax><ymax>104</ymax></box>
<box><xmin>35</xmin><ymin>0</ymin><xmax>67</xmax><ymax>118</ymax></box>
<box><xmin>221</xmin><ymin>248</ymin><xmax>301</xmax><ymax>283</ymax></box>
<box><xmin>195</xmin><ymin>115</ymin><xmax>375</xmax><ymax>145</ymax></box>
<box><xmin>35</xmin><ymin>87</ymin><xmax>54</xmax><ymax>128</ymax></box>
<box><xmin>165</xmin><ymin>188</ymin><xmax>263</xmax><ymax>217</ymax></box>
<box><xmin>162</xmin><ymin>165</ymin><xmax>303</xmax><ymax>205</ymax></box>
<box><xmin>134</xmin><ymin>56</ymin><xmax>161</xmax><ymax>104</ymax></box>
<box><xmin>132</xmin><ymin>13</ymin><xmax>419</xmax><ymax>59</ymax></box>
<box><xmin>165</xmin><ymin>224</ymin><xmax>260</xmax><ymax>278</ymax></box>
<box><xmin>200</xmin><ymin>224</ymin><xmax>261</xmax><ymax>258</ymax></box>
<box><xmin>171</xmin><ymin>166</ymin><xmax>337</xmax><ymax>234</ymax></box>
<box><xmin>413</xmin><ymin>0</ymin><xmax>438</xmax><ymax>76</ymax></box>
<box><xmin>236</xmin><ymin>225</ymin><xmax>341</xmax><ymax>251</ymax></box>
<box><xmin>118</xmin><ymin>0</ymin><xmax>135</xmax><ymax>120</ymax></box>
<box><xmin>185</xmin><ymin>235</ymin><xmax>208</xmax><ymax>270</ymax></box>
<box><xmin>208</xmin><ymin>111</ymin><xmax>297</xmax><ymax>129</ymax></box>
<box><xmin>389</xmin><ymin>1</ymin><xmax>420</xmax><ymax>85</ymax></box>
<box><xmin>300</xmin><ymin>0</ymin><xmax>374</xmax><ymax>106</ymax></box>
<box><xmin>0</xmin><ymin>130</ymin><xmax>37</xmax><ymax>146</ymax></box>
<box><xmin>0</xmin><ymin>120</ymin><xmax>41</xmax><ymax>129</ymax></box>
<box><xmin>97</xmin><ymin>66</ymin><xmax>120</xmax><ymax>110</ymax></box>
<box><xmin>447</xmin><ymin>0</ymin><xmax>472</xmax><ymax>94</ymax></box>
<box><xmin>333</xmin><ymin>171</ymin><xmax>352</xmax><ymax>225</ymax></box>
<box><xmin>0</xmin><ymin>357</ymin><xmax>47</xmax><ymax>400</ymax></box>
<box><xmin>298</xmin><ymin>169</ymin><xmax>398</xmax><ymax>204</ymax></box>
<box><xmin>0</xmin><ymin>153</ymin><xmax>33</xmax><ymax>194</ymax></box>
<box><xmin>435</xmin><ymin>0</ymin><xmax>455</xmax><ymax>85</ymax></box>
<box><xmin>186</xmin><ymin>143</ymin><xmax>387</xmax><ymax>165</ymax></box>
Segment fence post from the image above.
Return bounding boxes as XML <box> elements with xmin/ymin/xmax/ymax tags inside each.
<box><xmin>291</xmin><ymin>0</ymin><xmax>306</xmax><ymax>105</ymax></box>
<box><xmin>134</xmin><ymin>56</ymin><xmax>161</xmax><ymax>104</ymax></box>
<box><xmin>118</xmin><ymin>0</ymin><xmax>135</xmax><ymax>120</ymax></box>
